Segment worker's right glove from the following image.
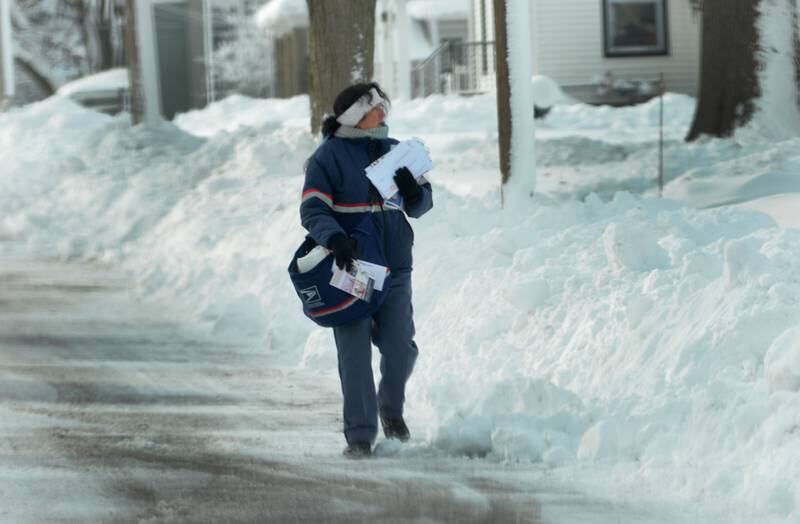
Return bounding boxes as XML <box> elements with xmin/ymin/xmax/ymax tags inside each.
<box><xmin>328</xmin><ymin>233</ymin><xmax>358</xmax><ymax>272</ymax></box>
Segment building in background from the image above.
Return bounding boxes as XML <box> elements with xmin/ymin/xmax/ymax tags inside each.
<box><xmin>254</xmin><ymin>0</ymin><xmax>471</xmax><ymax>100</ymax></box>
<box><xmin>208</xmin><ymin>0</ymin><xmax>272</xmax><ymax>99</ymax></box>
<box><xmin>254</xmin><ymin>0</ymin><xmax>308</xmax><ymax>98</ymax></box>
<box><xmin>132</xmin><ymin>0</ymin><xmax>212</xmax><ymax>120</ymax></box>
<box><xmin>210</xmin><ymin>0</ymin><xmax>262</xmax><ymax>47</ymax></box>
<box><xmin>8</xmin><ymin>0</ymin><xmax>271</xmax><ymax>115</ymax></box>
<box><xmin>400</xmin><ymin>0</ymin><xmax>472</xmax><ymax>98</ymax></box>
<box><xmin>470</xmin><ymin>0</ymin><xmax>701</xmax><ymax>104</ymax></box>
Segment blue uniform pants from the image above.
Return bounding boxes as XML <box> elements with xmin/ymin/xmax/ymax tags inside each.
<box><xmin>332</xmin><ymin>272</ymin><xmax>418</xmax><ymax>445</ymax></box>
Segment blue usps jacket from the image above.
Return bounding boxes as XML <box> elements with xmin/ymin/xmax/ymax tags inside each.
<box><xmin>300</xmin><ymin>135</ymin><xmax>433</xmax><ymax>273</ymax></box>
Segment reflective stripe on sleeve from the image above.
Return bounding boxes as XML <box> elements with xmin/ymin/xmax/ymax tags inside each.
<box><xmin>302</xmin><ymin>189</ymin><xmax>403</xmax><ymax>214</ymax></box>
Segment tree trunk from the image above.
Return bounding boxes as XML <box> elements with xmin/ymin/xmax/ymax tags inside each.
<box><xmin>686</xmin><ymin>0</ymin><xmax>761</xmax><ymax>141</ymax></box>
<box><xmin>123</xmin><ymin>0</ymin><xmax>143</xmax><ymax>125</ymax></box>
<box><xmin>493</xmin><ymin>0</ymin><xmax>511</xmax><ymax>185</ymax></box>
<box><xmin>793</xmin><ymin>0</ymin><xmax>800</xmax><ymax>109</ymax></box>
<box><xmin>306</xmin><ymin>0</ymin><xmax>376</xmax><ymax>135</ymax></box>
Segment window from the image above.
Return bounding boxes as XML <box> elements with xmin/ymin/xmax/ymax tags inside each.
<box><xmin>602</xmin><ymin>0</ymin><xmax>669</xmax><ymax>57</ymax></box>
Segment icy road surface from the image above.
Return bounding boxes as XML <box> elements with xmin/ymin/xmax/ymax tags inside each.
<box><xmin>0</xmin><ymin>253</ymin><xmax>683</xmax><ymax>523</ymax></box>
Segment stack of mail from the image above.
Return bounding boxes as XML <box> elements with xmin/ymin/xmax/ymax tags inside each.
<box><xmin>365</xmin><ymin>138</ymin><xmax>433</xmax><ymax>200</ymax></box>
<box><xmin>330</xmin><ymin>259</ymin><xmax>389</xmax><ymax>302</ymax></box>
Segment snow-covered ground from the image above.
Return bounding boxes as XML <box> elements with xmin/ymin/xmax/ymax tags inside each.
<box><xmin>1</xmin><ymin>90</ymin><xmax>800</xmax><ymax>522</ymax></box>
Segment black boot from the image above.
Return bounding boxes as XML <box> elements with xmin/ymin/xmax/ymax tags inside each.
<box><xmin>380</xmin><ymin>415</ymin><xmax>410</xmax><ymax>442</ymax></box>
<box><xmin>343</xmin><ymin>441</ymin><xmax>372</xmax><ymax>458</ymax></box>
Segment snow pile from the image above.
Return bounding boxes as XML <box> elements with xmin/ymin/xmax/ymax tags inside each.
<box><xmin>409</xmin><ymin>191</ymin><xmax>800</xmax><ymax>517</ymax></box>
<box><xmin>0</xmin><ymin>97</ymin><xmax>113</xmax><ymax>224</ymax></box>
<box><xmin>173</xmin><ymin>94</ymin><xmax>308</xmax><ymax>137</ymax></box>
<box><xmin>539</xmin><ymin>93</ymin><xmax>695</xmax><ymax>139</ymax></box>
<box><xmin>662</xmin><ymin>134</ymin><xmax>800</xmax><ymax>208</ymax></box>
<box><xmin>531</xmin><ymin>75</ymin><xmax>565</xmax><ymax>108</ymax></box>
<box><xmin>2</xmin><ymin>91</ymin><xmax>800</xmax><ymax>521</ymax></box>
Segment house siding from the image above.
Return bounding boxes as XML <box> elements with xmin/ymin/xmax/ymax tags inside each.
<box><xmin>472</xmin><ymin>0</ymin><xmax>701</xmax><ymax>98</ymax></box>
<box><xmin>532</xmin><ymin>0</ymin><xmax>701</xmax><ymax>95</ymax></box>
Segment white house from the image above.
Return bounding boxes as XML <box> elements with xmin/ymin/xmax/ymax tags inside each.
<box><xmin>471</xmin><ymin>0</ymin><xmax>701</xmax><ymax>103</ymax></box>
<box><xmin>254</xmin><ymin>0</ymin><xmax>471</xmax><ymax>99</ymax></box>
<box><xmin>377</xmin><ymin>0</ymin><xmax>470</xmax><ymax>98</ymax></box>
<box><xmin>132</xmin><ymin>0</ymin><xmax>215</xmax><ymax>122</ymax></box>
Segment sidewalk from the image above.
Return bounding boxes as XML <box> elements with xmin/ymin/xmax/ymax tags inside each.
<box><xmin>0</xmin><ymin>255</ymin><xmax>546</xmax><ymax>523</ymax></box>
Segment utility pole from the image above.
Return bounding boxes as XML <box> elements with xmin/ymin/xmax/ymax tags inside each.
<box><xmin>0</xmin><ymin>0</ymin><xmax>14</xmax><ymax>109</ymax></box>
<box><xmin>125</xmin><ymin>0</ymin><xmax>161</xmax><ymax>124</ymax></box>
<box><xmin>493</xmin><ymin>0</ymin><xmax>536</xmax><ymax>203</ymax></box>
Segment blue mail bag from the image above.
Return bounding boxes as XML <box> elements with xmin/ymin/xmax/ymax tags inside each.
<box><xmin>288</xmin><ymin>216</ymin><xmax>392</xmax><ymax>328</ymax></box>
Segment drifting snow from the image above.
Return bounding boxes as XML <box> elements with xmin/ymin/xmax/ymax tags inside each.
<box><xmin>2</xmin><ymin>90</ymin><xmax>800</xmax><ymax>522</ymax></box>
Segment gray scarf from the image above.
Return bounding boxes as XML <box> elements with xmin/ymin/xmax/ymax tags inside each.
<box><xmin>334</xmin><ymin>124</ymin><xmax>390</xmax><ymax>140</ymax></box>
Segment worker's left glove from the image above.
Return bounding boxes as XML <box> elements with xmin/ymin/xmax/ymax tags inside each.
<box><xmin>393</xmin><ymin>167</ymin><xmax>422</xmax><ymax>205</ymax></box>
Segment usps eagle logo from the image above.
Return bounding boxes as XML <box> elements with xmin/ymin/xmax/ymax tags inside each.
<box><xmin>300</xmin><ymin>286</ymin><xmax>322</xmax><ymax>306</ymax></box>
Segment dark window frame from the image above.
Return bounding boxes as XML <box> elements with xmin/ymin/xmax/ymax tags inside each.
<box><xmin>602</xmin><ymin>0</ymin><xmax>670</xmax><ymax>58</ymax></box>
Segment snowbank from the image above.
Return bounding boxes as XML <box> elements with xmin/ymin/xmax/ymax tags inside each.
<box><xmin>2</xmin><ymin>91</ymin><xmax>800</xmax><ymax>522</ymax></box>
<box><xmin>173</xmin><ymin>94</ymin><xmax>309</xmax><ymax>137</ymax></box>
<box><xmin>531</xmin><ymin>75</ymin><xmax>564</xmax><ymax>108</ymax></box>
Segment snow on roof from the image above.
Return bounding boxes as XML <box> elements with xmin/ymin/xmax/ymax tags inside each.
<box><xmin>254</xmin><ymin>0</ymin><xmax>308</xmax><ymax>36</ymax></box>
<box><xmin>56</xmin><ymin>68</ymin><xmax>129</xmax><ymax>97</ymax></box>
<box><xmin>407</xmin><ymin>0</ymin><xmax>469</xmax><ymax>20</ymax></box>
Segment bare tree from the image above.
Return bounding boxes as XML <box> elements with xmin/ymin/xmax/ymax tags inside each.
<box><xmin>11</xmin><ymin>0</ymin><xmax>80</xmax><ymax>97</ymax></box>
<box><xmin>212</xmin><ymin>16</ymin><xmax>275</xmax><ymax>99</ymax></box>
<box><xmin>10</xmin><ymin>0</ymin><xmax>126</xmax><ymax>103</ymax></box>
<box><xmin>13</xmin><ymin>52</ymin><xmax>56</xmax><ymax>97</ymax></box>
<box><xmin>686</xmin><ymin>0</ymin><xmax>761</xmax><ymax>140</ymax></box>
<box><xmin>306</xmin><ymin>0</ymin><xmax>376</xmax><ymax>134</ymax></box>
<box><xmin>64</xmin><ymin>0</ymin><xmax>125</xmax><ymax>73</ymax></box>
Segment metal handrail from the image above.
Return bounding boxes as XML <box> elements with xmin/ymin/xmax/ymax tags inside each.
<box><xmin>411</xmin><ymin>40</ymin><xmax>497</xmax><ymax>98</ymax></box>
<box><xmin>412</xmin><ymin>41</ymin><xmax>450</xmax><ymax>72</ymax></box>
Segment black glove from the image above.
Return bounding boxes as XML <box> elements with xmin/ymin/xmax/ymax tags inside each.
<box><xmin>393</xmin><ymin>167</ymin><xmax>422</xmax><ymax>205</ymax></box>
<box><xmin>328</xmin><ymin>233</ymin><xmax>358</xmax><ymax>271</ymax></box>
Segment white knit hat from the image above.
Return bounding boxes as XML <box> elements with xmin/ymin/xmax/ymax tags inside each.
<box><xmin>336</xmin><ymin>87</ymin><xmax>388</xmax><ymax>126</ymax></box>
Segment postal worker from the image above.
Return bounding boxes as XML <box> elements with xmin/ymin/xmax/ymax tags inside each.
<box><xmin>300</xmin><ymin>82</ymin><xmax>433</xmax><ymax>457</ymax></box>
